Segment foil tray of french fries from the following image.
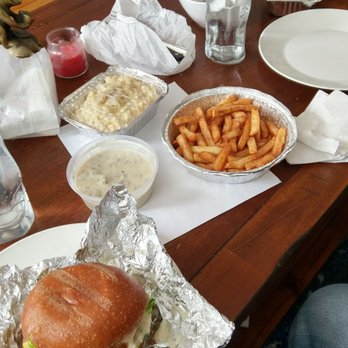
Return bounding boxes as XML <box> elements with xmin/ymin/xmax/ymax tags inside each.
<box><xmin>162</xmin><ymin>87</ymin><xmax>297</xmax><ymax>183</ymax></box>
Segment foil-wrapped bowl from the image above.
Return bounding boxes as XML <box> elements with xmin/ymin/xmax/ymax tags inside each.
<box><xmin>59</xmin><ymin>65</ymin><xmax>168</xmax><ymax>137</ymax></box>
<box><xmin>161</xmin><ymin>87</ymin><xmax>297</xmax><ymax>184</ymax></box>
<box><xmin>0</xmin><ymin>186</ymin><xmax>234</xmax><ymax>347</ymax></box>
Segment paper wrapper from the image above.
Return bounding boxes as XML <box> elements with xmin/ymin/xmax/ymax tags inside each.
<box><xmin>80</xmin><ymin>0</ymin><xmax>196</xmax><ymax>76</ymax></box>
<box><xmin>0</xmin><ymin>186</ymin><xmax>234</xmax><ymax>347</ymax></box>
<box><xmin>0</xmin><ymin>47</ymin><xmax>60</xmax><ymax>140</ymax></box>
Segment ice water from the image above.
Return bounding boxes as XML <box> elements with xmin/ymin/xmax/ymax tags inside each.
<box><xmin>205</xmin><ymin>0</ymin><xmax>252</xmax><ymax>64</ymax></box>
<box><xmin>0</xmin><ymin>139</ymin><xmax>34</xmax><ymax>244</ymax></box>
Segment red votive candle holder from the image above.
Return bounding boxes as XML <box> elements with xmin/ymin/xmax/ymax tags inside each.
<box><xmin>46</xmin><ymin>27</ymin><xmax>88</xmax><ymax>79</ymax></box>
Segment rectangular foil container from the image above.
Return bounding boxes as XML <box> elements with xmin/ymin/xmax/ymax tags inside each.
<box><xmin>0</xmin><ymin>186</ymin><xmax>234</xmax><ymax>348</ymax></box>
<box><xmin>59</xmin><ymin>65</ymin><xmax>168</xmax><ymax>136</ymax></box>
<box><xmin>161</xmin><ymin>87</ymin><xmax>297</xmax><ymax>184</ymax></box>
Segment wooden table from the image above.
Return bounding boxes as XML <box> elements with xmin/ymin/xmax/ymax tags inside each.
<box><xmin>2</xmin><ymin>0</ymin><xmax>348</xmax><ymax>347</ymax></box>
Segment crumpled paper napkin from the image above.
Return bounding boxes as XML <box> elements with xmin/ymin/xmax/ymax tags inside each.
<box><xmin>286</xmin><ymin>90</ymin><xmax>348</xmax><ymax>164</ymax></box>
<box><xmin>80</xmin><ymin>0</ymin><xmax>196</xmax><ymax>76</ymax></box>
<box><xmin>0</xmin><ymin>46</ymin><xmax>60</xmax><ymax>140</ymax></box>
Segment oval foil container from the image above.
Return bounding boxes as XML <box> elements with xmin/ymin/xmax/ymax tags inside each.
<box><xmin>161</xmin><ymin>87</ymin><xmax>297</xmax><ymax>184</ymax></box>
<box><xmin>59</xmin><ymin>65</ymin><xmax>168</xmax><ymax>137</ymax></box>
<box><xmin>0</xmin><ymin>186</ymin><xmax>234</xmax><ymax>348</ymax></box>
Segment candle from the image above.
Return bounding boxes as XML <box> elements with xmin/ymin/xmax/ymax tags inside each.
<box><xmin>46</xmin><ymin>27</ymin><xmax>88</xmax><ymax>79</ymax></box>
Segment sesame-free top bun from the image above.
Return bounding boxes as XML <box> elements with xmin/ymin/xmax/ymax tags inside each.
<box><xmin>21</xmin><ymin>262</ymin><xmax>148</xmax><ymax>348</ymax></box>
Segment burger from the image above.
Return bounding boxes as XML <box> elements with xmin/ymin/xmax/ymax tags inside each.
<box><xmin>21</xmin><ymin>262</ymin><xmax>160</xmax><ymax>348</ymax></box>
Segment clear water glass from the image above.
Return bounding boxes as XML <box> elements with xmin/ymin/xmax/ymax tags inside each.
<box><xmin>205</xmin><ymin>0</ymin><xmax>252</xmax><ymax>64</ymax></box>
<box><xmin>0</xmin><ymin>137</ymin><xmax>34</xmax><ymax>244</ymax></box>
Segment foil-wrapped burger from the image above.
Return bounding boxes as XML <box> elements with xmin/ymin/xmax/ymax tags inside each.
<box><xmin>0</xmin><ymin>186</ymin><xmax>234</xmax><ymax>348</ymax></box>
<box><xmin>21</xmin><ymin>263</ymin><xmax>161</xmax><ymax>348</ymax></box>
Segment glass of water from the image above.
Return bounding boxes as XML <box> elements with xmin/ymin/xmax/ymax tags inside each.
<box><xmin>205</xmin><ymin>0</ymin><xmax>252</xmax><ymax>64</ymax></box>
<box><xmin>0</xmin><ymin>137</ymin><xmax>34</xmax><ymax>244</ymax></box>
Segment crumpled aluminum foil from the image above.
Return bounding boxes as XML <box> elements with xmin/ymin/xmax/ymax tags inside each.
<box><xmin>0</xmin><ymin>186</ymin><xmax>234</xmax><ymax>348</ymax></box>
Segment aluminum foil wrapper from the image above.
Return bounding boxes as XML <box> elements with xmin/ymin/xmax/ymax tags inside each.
<box><xmin>161</xmin><ymin>86</ymin><xmax>297</xmax><ymax>184</ymax></box>
<box><xmin>0</xmin><ymin>185</ymin><xmax>234</xmax><ymax>347</ymax></box>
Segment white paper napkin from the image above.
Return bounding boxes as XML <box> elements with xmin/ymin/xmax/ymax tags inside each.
<box><xmin>286</xmin><ymin>90</ymin><xmax>348</xmax><ymax>164</ymax></box>
<box><xmin>58</xmin><ymin>82</ymin><xmax>281</xmax><ymax>244</ymax></box>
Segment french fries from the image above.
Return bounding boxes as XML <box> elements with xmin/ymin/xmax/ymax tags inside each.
<box><xmin>250</xmin><ymin>108</ymin><xmax>260</xmax><ymax>137</ymax></box>
<box><xmin>172</xmin><ymin>95</ymin><xmax>287</xmax><ymax>172</ymax></box>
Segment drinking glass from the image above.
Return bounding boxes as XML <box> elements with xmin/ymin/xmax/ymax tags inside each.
<box><xmin>46</xmin><ymin>27</ymin><xmax>88</xmax><ymax>79</ymax></box>
<box><xmin>0</xmin><ymin>137</ymin><xmax>34</xmax><ymax>244</ymax></box>
<box><xmin>205</xmin><ymin>0</ymin><xmax>252</xmax><ymax>64</ymax></box>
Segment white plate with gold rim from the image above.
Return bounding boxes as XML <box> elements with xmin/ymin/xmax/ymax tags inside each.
<box><xmin>0</xmin><ymin>223</ymin><xmax>86</xmax><ymax>269</ymax></box>
<box><xmin>259</xmin><ymin>9</ymin><xmax>348</xmax><ymax>90</ymax></box>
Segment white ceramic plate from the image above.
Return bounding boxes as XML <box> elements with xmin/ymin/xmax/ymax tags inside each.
<box><xmin>259</xmin><ymin>9</ymin><xmax>348</xmax><ymax>90</ymax></box>
<box><xmin>0</xmin><ymin>223</ymin><xmax>86</xmax><ymax>269</ymax></box>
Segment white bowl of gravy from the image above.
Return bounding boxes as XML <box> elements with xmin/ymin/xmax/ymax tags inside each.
<box><xmin>67</xmin><ymin>136</ymin><xmax>158</xmax><ymax>209</ymax></box>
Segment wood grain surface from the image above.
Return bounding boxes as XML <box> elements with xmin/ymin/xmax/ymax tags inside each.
<box><xmin>2</xmin><ymin>0</ymin><xmax>348</xmax><ymax>347</ymax></box>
